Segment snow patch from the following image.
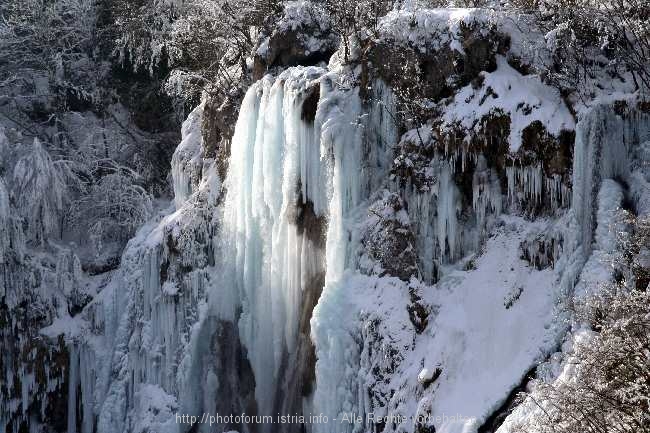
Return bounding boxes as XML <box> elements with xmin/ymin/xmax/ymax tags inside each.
<box><xmin>442</xmin><ymin>56</ymin><xmax>574</xmax><ymax>151</ymax></box>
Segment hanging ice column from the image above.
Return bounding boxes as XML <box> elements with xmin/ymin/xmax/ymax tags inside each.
<box><xmin>572</xmin><ymin>104</ymin><xmax>650</xmax><ymax>255</ymax></box>
<box><xmin>309</xmin><ymin>82</ymin><xmax>396</xmax><ymax>432</ymax></box>
<box><xmin>217</xmin><ymin>66</ymin><xmax>331</xmax><ymax>419</ymax></box>
<box><xmin>215</xmin><ymin>65</ymin><xmax>395</xmax><ymax>427</ymax></box>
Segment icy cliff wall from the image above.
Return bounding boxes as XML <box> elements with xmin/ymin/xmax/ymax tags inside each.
<box><xmin>16</xmin><ymin>7</ymin><xmax>650</xmax><ymax>433</ymax></box>
<box><xmin>573</xmin><ymin>104</ymin><xmax>650</xmax><ymax>255</ymax></box>
<box><xmin>61</xmin><ymin>65</ymin><xmax>396</xmax><ymax>433</ymax></box>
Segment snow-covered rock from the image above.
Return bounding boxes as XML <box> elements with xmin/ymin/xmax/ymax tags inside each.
<box><xmin>4</xmin><ymin>6</ymin><xmax>650</xmax><ymax>433</ymax></box>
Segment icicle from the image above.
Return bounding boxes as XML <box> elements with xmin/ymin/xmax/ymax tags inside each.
<box><xmin>216</xmin><ymin>66</ymin><xmax>334</xmax><ymax>418</ymax></box>
<box><xmin>572</xmin><ymin>104</ymin><xmax>649</xmax><ymax>254</ymax></box>
<box><xmin>472</xmin><ymin>155</ymin><xmax>502</xmax><ymax>242</ymax></box>
<box><xmin>171</xmin><ymin>103</ymin><xmax>205</xmax><ymax>208</ymax></box>
<box><xmin>0</xmin><ymin>178</ymin><xmax>11</xmax><ymax>266</ymax></box>
<box><xmin>506</xmin><ymin>162</ymin><xmax>570</xmax><ymax>212</ymax></box>
<box><xmin>396</xmin><ymin>157</ymin><xmax>465</xmax><ymax>283</ymax></box>
<box><xmin>362</xmin><ymin>80</ymin><xmax>398</xmax><ymax>195</ymax></box>
<box><xmin>79</xmin><ymin>345</ymin><xmax>95</xmax><ymax>433</ymax></box>
<box><xmin>311</xmin><ymin>76</ymin><xmax>367</xmax><ymax>433</ymax></box>
<box><xmin>436</xmin><ymin>166</ymin><xmax>461</xmax><ymax>260</ymax></box>
<box><xmin>67</xmin><ymin>343</ymin><xmax>79</xmax><ymax>433</ymax></box>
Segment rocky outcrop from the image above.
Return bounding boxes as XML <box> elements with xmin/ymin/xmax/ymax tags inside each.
<box><xmin>1</xmin><ymin>290</ymin><xmax>71</xmax><ymax>433</ymax></box>
<box><xmin>252</xmin><ymin>2</ymin><xmax>338</xmax><ymax>80</ymax></box>
<box><xmin>360</xmin><ymin>192</ymin><xmax>419</xmax><ymax>282</ymax></box>
<box><xmin>361</xmin><ymin>16</ymin><xmax>508</xmax><ymax>105</ymax></box>
<box><xmin>202</xmin><ymin>90</ymin><xmax>243</xmax><ymax>179</ymax></box>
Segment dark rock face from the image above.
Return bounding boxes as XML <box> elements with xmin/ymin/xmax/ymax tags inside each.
<box><xmin>210</xmin><ymin>317</ymin><xmax>259</xmax><ymax>433</ymax></box>
<box><xmin>518</xmin><ymin>121</ymin><xmax>575</xmax><ymax>177</ymax></box>
<box><xmin>253</xmin><ymin>29</ymin><xmax>337</xmax><ymax>80</ymax></box>
<box><xmin>202</xmin><ymin>90</ymin><xmax>244</xmax><ymax>180</ymax></box>
<box><xmin>391</xmin><ymin>136</ymin><xmax>439</xmax><ymax>192</ymax></box>
<box><xmin>274</xmin><ymin>271</ymin><xmax>325</xmax><ymax>433</ymax></box>
<box><xmin>520</xmin><ymin>230</ymin><xmax>564</xmax><ymax>270</ymax></box>
<box><xmin>361</xmin><ymin>193</ymin><xmax>419</xmax><ymax>282</ymax></box>
<box><xmin>477</xmin><ymin>367</ymin><xmax>536</xmax><ymax>433</ymax></box>
<box><xmin>362</xmin><ymin>41</ymin><xmax>456</xmax><ymax>103</ymax></box>
<box><xmin>252</xmin><ymin>8</ymin><xmax>338</xmax><ymax>81</ymax></box>
<box><xmin>274</xmin><ymin>194</ymin><xmax>326</xmax><ymax>433</ymax></box>
<box><xmin>407</xmin><ymin>288</ymin><xmax>431</xmax><ymax>334</ymax></box>
<box><xmin>300</xmin><ymin>84</ymin><xmax>320</xmax><ymax>124</ymax></box>
<box><xmin>361</xmin><ymin>21</ymin><xmax>506</xmax><ymax>106</ymax></box>
<box><xmin>1</xmin><ymin>298</ymin><xmax>70</xmax><ymax>433</ymax></box>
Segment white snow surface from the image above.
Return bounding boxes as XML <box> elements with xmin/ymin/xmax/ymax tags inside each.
<box><xmin>313</xmin><ymin>216</ymin><xmax>562</xmax><ymax>433</ymax></box>
<box><xmin>19</xmin><ymin>11</ymin><xmax>649</xmax><ymax>433</ymax></box>
<box><xmin>378</xmin><ymin>8</ymin><xmax>488</xmax><ymax>53</ymax></box>
<box><xmin>441</xmin><ymin>56</ymin><xmax>575</xmax><ymax>151</ymax></box>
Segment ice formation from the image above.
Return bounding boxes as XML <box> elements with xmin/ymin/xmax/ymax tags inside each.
<box><xmin>5</xmin><ymin>19</ymin><xmax>649</xmax><ymax>433</ymax></box>
<box><xmin>218</xmin><ymin>66</ymin><xmax>330</xmax><ymax>416</ymax></box>
<box><xmin>572</xmin><ymin>104</ymin><xmax>650</xmax><ymax>255</ymax></box>
<box><xmin>217</xmin><ymin>66</ymin><xmax>397</xmax><ymax>423</ymax></box>
<box><xmin>49</xmin><ymin>66</ymin><xmax>398</xmax><ymax>433</ymax></box>
<box><xmin>171</xmin><ymin>104</ymin><xmax>205</xmax><ymax>209</ymax></box>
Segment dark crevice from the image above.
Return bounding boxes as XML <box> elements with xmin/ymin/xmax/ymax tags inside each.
<box><xmin>301</xmin><ymin>85</ymin><xmax>320</xmax><ymax>124</ymax></box>
<box><xmin>477</xmin><ymin>366</ymin><xmax>537</xmax><ymax>433</ymax></box>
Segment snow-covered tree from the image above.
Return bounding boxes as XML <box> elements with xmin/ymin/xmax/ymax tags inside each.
<box><xmin>522</xmin><ymin>215</ymin><xmax>650</xmax><ymax>433</ymax></box>
<box><xmin>0</xmin><ymin>0</ymin><xmax>99</xmax><ymax>108</ymax></box>
<box><xmin>69</xmin><ymin>162</ymin><xmax>152</xmax><ymax>253</ymax></box>
<box><xmin>12</xmin><ymin>138</ymin><xmax>67</xmax><ymax>246</ymax></box>
<box><xmin>515</xmin><ymin>0</ymin><xmax>650</xmax><ymax>93</ymax></box>
<box><xmin>523</xmin><ymin>288</ymin><xmax>650</xmax><ymax>433</ymax></box>
<box><xmin>106</xmin><ymin>0</ymin><xmax>281</xmax><ymax>103</ymax></box>
<box><xmin>324</xmin><ymin>0</ymin><xmax>394</xmax><ymax>61</ymax></box>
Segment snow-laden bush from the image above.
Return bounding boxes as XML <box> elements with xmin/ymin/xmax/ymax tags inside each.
<box><xmin>523</xmin><ymin>287</ymin><xmax>650</xmax><ymax>433</ymax></box>
<box><xmin>521</xmin><ymin>214</ymin><xmax>650</xmax><ymax>433</ymax></box>
<box><xmin>513</xmin><ymin>0</ymin><xmax>650</xmax><ymax>94</ymax></box>
<box><xmin>70</xmin><ymin>162</ymin><xmax>153</xmax><ymax>254</ymax></box>
<box><xmin>0</xmin><ymin>0</ymin><xmax>100</xmax><ymax>109</ymax></box>
<box><xmin>12</xmin><ymin>138</ymin><xmax>67</xmax><ymax>245</ymax></box>
<box><xmin>109</xmin><ymin>0</ymin><xmax>281</xmax><ymax>98</ymax></box>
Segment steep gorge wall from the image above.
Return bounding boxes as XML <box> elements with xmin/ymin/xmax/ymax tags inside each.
<box><xmin>5</xmin><ymin>7</ymin><xmax>650</xmax><ymax>433</ymax></box>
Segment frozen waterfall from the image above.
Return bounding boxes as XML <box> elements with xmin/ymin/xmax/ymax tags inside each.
<box><xmin>572</xmin><ymin>104</ymin><xmax>650</xmax><ymax>255</ymax></box>
<box><xmin>217</xmin><ymin>66</ymin><xmax>328</xmax><ymax>418</ymax></box>
<box><xmin>212</xmin><ymin>66</ymin><xmax>396</xmax><ymax>430</ymax></box>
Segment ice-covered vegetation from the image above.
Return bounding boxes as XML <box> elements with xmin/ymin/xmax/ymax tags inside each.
<box><xmin>1</xmin><ymin>1</ymin><xmax>649</xmax><ymax>433</ymax></box>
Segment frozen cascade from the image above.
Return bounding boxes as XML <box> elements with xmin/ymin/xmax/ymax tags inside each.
<box><xmin>215</xmin><ymin>67</ymin><xmax>395</xmax><ymax>424</ymax></box>
<box><xmin>505</xmin><ymin>164</ymin><xmax>571</xmax><ymax>211</ymax></box>
<box><xmin>397</xmin><ymin>161</ymin><xmax>463</xmax><ymax>284</ymax></box>
<box><xmin>572</xmin><ymin>105</ymin><xmax>650</xmax><ymax>255</ymax></box>
<box><xmin>398</xmin><ymin>157</ymin><xmax>489</xmax><ymax>284</ymax></box>
<box><xmin>362</xmin><ymin>80</ymin><xmax>398</xmax><ymax>197</ymax></box>
<box><xmin>506</xmin><ymin>164</ymin><xmax>543</xmax><ymax>206</ymax></box>
<box><xmin>79</xmin><ymin>344</ymin><xmax>96</xmax><ymax>433</ymax></box>
<box><xmin>59</xmin><ymin>100</ymin><xmax>220</xmax><ymax>433</ymax></box>
<box><xmin>43</xmin><ymin>66</ymin><xmax>397</xmax><ymax>433</ymax></box>
<box><xmin>205</xmin><ymin>65</ymin><xmax>396</xmax><ymax>431</ymax></box>
<box><xmin>435</xmin><ymin>167</ymin><xmax>462</xmax><ymax>263</ymax></box>
<box><xmin>472</xmin><ymin>155</ymin><xmax>502</xmax><ymax>238</ymax></box>
<box><xmin>67</xmin><ymin>342</ymin><xmax>96</xmax><ymax>433</ymax></box>
<box><xmin>310</xmin><ymin>86</ymin><xmax>366</xmax><ymax>433</ymax></box>
<box><xmin>171</xmin><ymin>103</ymin><xmax>205</xmax><ymax>209</ymax></box>
<box><xmin>68</xmin><ymin>344</ymin><xmax>78</xmax><ymax>433</ymax></box>
<box><xmin>217</xmin><ymin>67</ymin><xmax>326</xmax><ymax>418</ymax></box>
<box><xmin>0</xmin><ymin>178</ymin><xmax>13</xmax><ymax>266</ymax></box>
<box><xmin>92</xmin><ymin>232</ymin><xmax>213</xmax><ymax>433</ymax></box>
